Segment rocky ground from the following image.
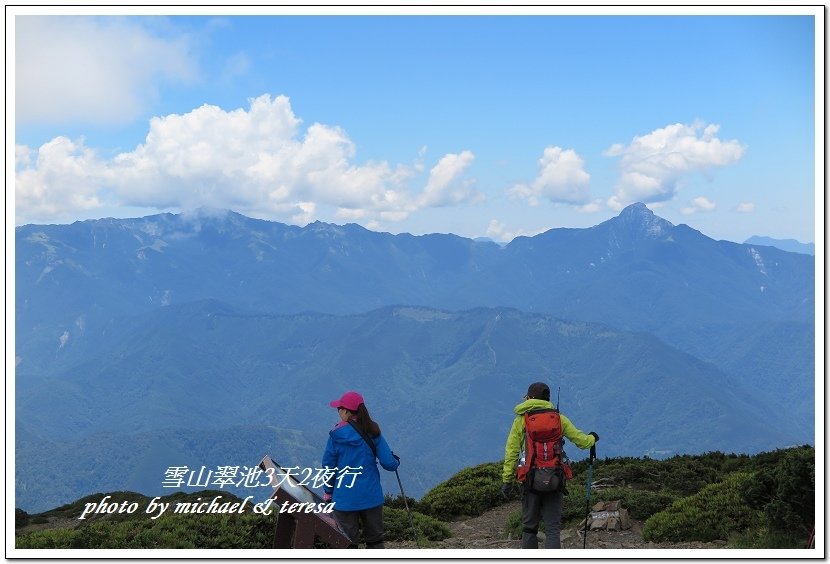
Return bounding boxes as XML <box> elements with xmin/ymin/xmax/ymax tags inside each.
<box><xmin>386</xmin><ymin>500</ymin><xmax>729</xmax><ymax>551</ymax></box>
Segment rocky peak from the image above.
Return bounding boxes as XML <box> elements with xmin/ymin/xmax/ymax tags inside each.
<box><xmin>614</xmin><ymin>202</ymin><xmax>674</xmax><ymax>239</ymax></box>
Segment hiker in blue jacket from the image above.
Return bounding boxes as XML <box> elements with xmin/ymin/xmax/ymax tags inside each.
<box><xmin>322</xmin><ymin>390</ymin><xmax>400</xmax><ymax>548</ymax></box>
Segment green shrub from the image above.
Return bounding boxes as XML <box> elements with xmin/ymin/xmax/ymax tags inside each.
<box><xmin>574</xmin><ymin>457</ymin><xmax>665</xmax><ymax>490</ymax></box>
<box><xmin>16</xmin><ymin>528</ymin><xmax>77</xmax><ymax>549</ymax></box>
<box><xmin>742</xmin><ymin>446</ymin><xmax>814</xmax><ymax>538</ymax></box>
<box><xmin>561</xmin><ymin>483</ymin><xmax>590</xmax><ymax>523</ymax></box>
<box><xmin>418</xmin><ymin>462</ymin><xmax>505</xmax><ymax>518</ymax></box>
<box><xmin>729</xmin><ymin>528</ymin><xmax>808</xmax><ymax>549</ymax></box>
<box><xmin>15</xmin><ymin>509</ymin><xmax>30</xmax><ymax>527</ymax></box>
<box><xmin>384</xmin><ymin>493</ymin><xmax>418</xmax><ymax>511</ymax></box>
<box><xmin>745</xmin><ymin>445</ymin><xmax>811</xmax><ymax>472</ymax></box>
<box><xmin>16</xmin><ymin>512</ymin><xmax>274</xmax><ymax>549</ymax></box>
<box><xmin>590</xmin><ymin>487</ymin><xmax>674</xmax><ymax>521</ymax></box>
<box><xmin>574</xmin><ymin>452</ymin><xmax>751</xmax><ymax>498</ymax></box>
<box><xmin>643</xmin><ymin>472</ymin><xmax>759</xmax><ymax>543</ymax></box>
<box><xmin>383</xmin><ymin>507</ymin><xmax>451</xmax><ymax>544</ymax></box>
<box><xmin>29</xmin><ymin>516</ymin><xmax>50</xmax><ymax>525</ymax></box>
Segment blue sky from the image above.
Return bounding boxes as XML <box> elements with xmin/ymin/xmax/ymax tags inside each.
<box><xmin>10</xmin><ymin>7</ymin><xmax>822</xmax><ymax>244</ymax></box>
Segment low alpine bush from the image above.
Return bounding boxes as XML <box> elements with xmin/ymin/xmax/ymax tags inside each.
<box><xmin>383</xmin><ymin>507</ymin><xmax>451</xmax><ymax>544</ymax></box>
<box><xmin>418</xmin><ymin>462</ymin><xmax>505</xmax><ymax>519</ymax></box>
<box><xmin>16</xmin><ymin>513</ymin><xmax>274</xmax><ymax>549</ymax></box>
<box><xmin>642</xmin><ymin>472</ymin><xmax>758</xmax><ymax>543</ymax></box>
<box><xmin>742</xmin><ymin>445</ymin><xmax>814</xmax><ymax>537</ymax></box>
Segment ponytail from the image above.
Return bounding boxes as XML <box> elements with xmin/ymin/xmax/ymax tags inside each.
<box><xmin>353</xmin><ymin>403</ymin><xmax>381</xmax><ymax>437</ymax></box>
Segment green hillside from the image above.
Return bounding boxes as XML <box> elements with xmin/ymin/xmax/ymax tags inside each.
<box><xmin>16</xmin><ymin>446</ymin><xmax>814</xmax><ymax>550</ymax></box>
<box><xmin>16</xmin><ymin>304</ymin><xmax>808</xmax><ymax>513</ymax></box>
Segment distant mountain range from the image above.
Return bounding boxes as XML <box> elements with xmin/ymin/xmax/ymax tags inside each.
<box><xmin>16</xmin><ymin>202</ymin><xmax>813</xmax><ymax>365</ymax></box>
<box><xmin>743</xmin><ymin>236</ymin><xmax>814</xmax><ymax>256</ymax></box>
<box><xmin>14</xmin><ymin>203</ymin><xmax>815</xmax><ymax>513</ymax></box>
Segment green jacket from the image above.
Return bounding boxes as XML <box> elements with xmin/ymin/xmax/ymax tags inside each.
<box><xmin>501</xmin><ymin>398</ymin><xmax>596</xmax><ymax>483</ymax></box>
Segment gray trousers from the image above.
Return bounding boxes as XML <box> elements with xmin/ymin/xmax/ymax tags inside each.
<box><xmin>521</xmin><ymin>486</ymin><xmax>564</xmax><ymax>549</ymax></box>
<box><xmin>333</xmin><ymin>504</ymin><xmax>385</xmax><ymax>548</ymax></box>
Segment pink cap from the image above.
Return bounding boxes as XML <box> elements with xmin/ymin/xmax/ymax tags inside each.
<box><xmin>329</xmin><ymin>391</ymin><xmax>364</xmax><ymax>411</ymax></box>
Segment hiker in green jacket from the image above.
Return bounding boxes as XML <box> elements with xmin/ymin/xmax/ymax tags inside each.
<box><xmin>501</xmin><ymin>381</ymin><xmax>598</xmax><ymax>549</ymax></box>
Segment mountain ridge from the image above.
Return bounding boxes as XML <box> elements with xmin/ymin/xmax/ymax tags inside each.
<box><xmin>743</xmin><ymin>235</ymin><xmax>814</xmax><ymax>255</ymax></box>
<box><xmin>18</xmin><ymin>203</ymin><xmax>811</xmax><ymax>321</ymax></box>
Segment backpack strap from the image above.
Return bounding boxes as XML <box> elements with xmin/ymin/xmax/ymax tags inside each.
<box><xmin>526</xmin><ymin>407</ymin><xmax>558</xmax><ymax>415</ymax></box>
<box><xmin>348</xmin><ymin>420</ymin><xmax>378</xmax><ymax>458</ymax></box>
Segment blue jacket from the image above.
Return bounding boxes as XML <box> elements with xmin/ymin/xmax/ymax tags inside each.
<box><xmin>321</xmin><ymin>420</ymin><xmax>400</xmax><ymax>511</ymax></box>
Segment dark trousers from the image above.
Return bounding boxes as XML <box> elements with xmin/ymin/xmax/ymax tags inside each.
<box><xmin>521</xmin><ymin>486</ymin><xmax>564</xmax><ymax>549</ymax></box>
<box><xmin>333</xmin><ymin>504</ymin><xmax>385</xmax><ymax>548</ymax></box>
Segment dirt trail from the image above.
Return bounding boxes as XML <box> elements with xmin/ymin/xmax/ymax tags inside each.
<box><xmin>387</xmin><ymin>500</ymin><xmax>729</xmax><ymax>550</ymax></box>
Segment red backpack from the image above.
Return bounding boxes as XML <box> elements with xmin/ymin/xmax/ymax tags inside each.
<box><xmin>517</xmin><ymin>408</ymin><xmax>573</xmax><ymax>493</ymax></box>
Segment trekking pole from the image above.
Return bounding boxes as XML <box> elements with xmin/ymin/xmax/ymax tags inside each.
<box><xmin>394</xmin><ymin>467</ymin><xmax>421</xmax><ymax>548</ymax></box>
<box><xmin>582</xmin><ymin>443</ymin><xmax>596</xmax><ymax>549</ymax></box>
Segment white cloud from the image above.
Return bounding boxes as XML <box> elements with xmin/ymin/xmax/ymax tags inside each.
<box><xmin>15</xmin><ymin>94</ymin><xmax>480</xmax><ymax>226</ymax></box>
<box><xmin>605</xmin><ymin>122</ymin><xmax>746</xmax><ymax>210</ymax></box>
<box><xmin>508</xmin><ymin>146</ymin><xmax>591</xmax><ymax>206</ymax></box>
<box><xmin>737</xmin><ymin>202</ymin><xmax>756</xmax><ymax>213</ymax></box>
<box><xmin>335</xmin><ymin>208</ymin><xmax>368</xmax><ymax>221</ymax></box>
<box><xmin>692</xmin><ymin>196</ymin><xmax>716</xmax><ymax>211</ymax></box>
<box><xmin>291</xmin><ymin>202</ymin><xmax>316</xmax><ymax>225</ymax></box>
<box><xmin>15</xmin><ymin>137</ymin><xmax>107</xmax><ymax>218</ymax></box>
<box><xmin>15</xmin><ymin>16</ymin><xmax>197</xmax><ymax>125</ymax></box>
<box><xmin>486</xmin><ymin>219</ymin><xmax>509</xmax><ymax>241</ymax></box>
<box><xmin>576</xmin><ymin>199</ymin><xmax>604</xmax><ymax>214</ymax></box>
<box><xmin>419</xmin><ymin>151</ymin><xmax>481</xmax><ymax>207</ymax></box>
<box><xmin>486</xmin><ymin>219</ymin><xmax>545</xmax><ymax>243</ymax></box>
<box><xmin>681</xmin><ymin>196</ymin><xmax>717</xmax><ymax>215</ymax></box>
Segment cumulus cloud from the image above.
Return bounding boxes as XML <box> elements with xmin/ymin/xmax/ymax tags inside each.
<box><xmin>419</xmin><ymin>151</ymin><xmax>481</xmax><ymax>207</ymax></box>
<box><xmin>15</xmin><ymin>136</ymin><xmax>108</xmax><ymax>218</ymax></box>
<box><xmin>680</xmin><ymin>196</ymin><xmax>717</xmax><ymax>215</ymax></box>
<box><xmin>485</xmin><ymin>219</ymin><xmax>546</xmax><ymax>243</ymax></box>
<box><xmin>15</xmin><ymin>94</ymin><xmax>483</xmax><ymax>226</ymax></box>
<box><xmin>737</xmin><ymin>202</ymin><xmax>756</xmax><ymax>213</ymax></box>
<box><xmin>486</xmin><ymin>219</ymin><xmax>511</xmax><ymax>242</ymax></box>
<box><xmin>576</xmin><ymin>199</ymin><xmax>604</xmax><ymax>214</ymax></box>
<box><xmin>605</xmin><ymin>122</ymin><xmax>746</xmax><ymax>210</ymax></box>
<box><xmin>15</xmin><ymin>16</ymin><xmax>197</xmax><ymax>124</ymax></box>
<box><xmin>508</xmin><ymin>146</ymin><xmax>591</xmax><ymax>206</ymax></box>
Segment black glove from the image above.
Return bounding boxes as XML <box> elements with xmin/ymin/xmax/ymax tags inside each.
<box><xmin>500</xmin><ymin>483</ymin><xmax>515</xmax><ymax>499</ymax></box>
<box><xmin>589</xmin><ymin>431</ymin><xmax>600</xmax><ymax>442</ymax></box>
